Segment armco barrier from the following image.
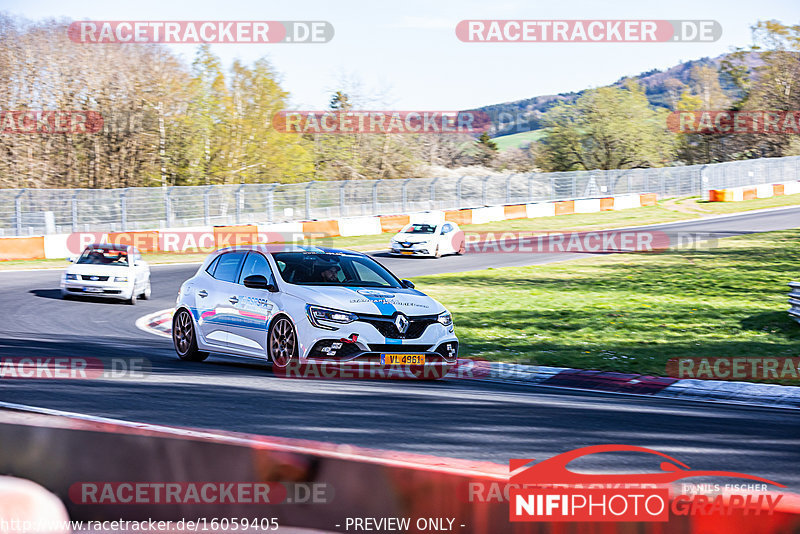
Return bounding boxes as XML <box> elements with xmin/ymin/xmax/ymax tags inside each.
<box><xmin>0</xmin><ymin>406</ymin><xmax>798</xmax><ymax>533</ymax></box>
<box><xmin>6</xmin><ymin>185</ymin><xmax>799</xmax><ymax>260</ymax></box>
<box><xmin>790</xmin><ymin>282</ymin><xmax>800</xmax><ymax>325</ymax></box>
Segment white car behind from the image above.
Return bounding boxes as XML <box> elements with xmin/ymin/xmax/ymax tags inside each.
<box><xmin>61</xmin><ymin>243</ymin><xmax>151</xmax><ymax>304</ymax></box>
<box><xmin>389</xmin><ymin>222</ymin><xmax>465</xmax><ymax>258</ymax></box>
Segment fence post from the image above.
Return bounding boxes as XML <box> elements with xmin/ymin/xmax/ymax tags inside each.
<box><xmin>305</xmin><ymin>182</ymin><xmax>315</xmax><ymax>220</ymax></box>
<box><xmin>120</xmin><ymin>189</ymin><xmax>128</xmax><ymax>231</ymax></box>
<box><xmin>203</xmin><ymin>186</ymin><xmax>212</xmax><ymax>225</ymax></box>
<box><xmin>528</xmin><ymin>174</ymin><xmax>534</xmax><ymax>202</ymax></box>
<box><xmin>14</xmin><ymin>189</ymin><xmax>25</xmax><ymax>236</ymax></box>
<box><xmin>401</xmin><ymin>179</ymin><xmax>411</xmax><ymax>213</ymax></box>
<box><xmin>339</xmin><ymin>181</ymin><xmax>346</xmax><ymax>218</ymax></box>
<box><xmin>266</xmin><ymin>185</ymin><xmax>277</xmax><ymax>223</ymax></box>
<box><xmin>456</xmin><ymin>176</ymin><xmax>465</xmax><ymax>208</ymax></box>
<box><xmin>71</xmin><ymin>191</ymin><xmax>78</xmax><ymax>233</ymax></box>
<box><xmin>372</xmin><ymin>180</ymin><xmax>382</xmax><ymax>215</ymax></box>
<box><xmin>165</xmin><ymin>187</ymin><xmax>173</xmax><ymax>227</ymax></box>
<box><xmin>481</xmin><ymin>175</ymin><xmax>490</xmax><ymax>206</ymax></box>
<box><xmin>235</xmin><ymin>185</ymin><xmax>244</xmax><ymax>225</ymax></box>
<box><xmin>429</xmin><ymin>177</ymin><xmax>439</xmax><ymax>210</ymax></box>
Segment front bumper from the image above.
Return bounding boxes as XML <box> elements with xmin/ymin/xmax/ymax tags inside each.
<box><xmin>390</xmin><ymin>242</ymin><xmax>434</xmax><ymax>256</ymax></box>
<box><xmin>61</xmin><ymin>280</ymin><xmax>133</xmax><ymax>299</ymax></box>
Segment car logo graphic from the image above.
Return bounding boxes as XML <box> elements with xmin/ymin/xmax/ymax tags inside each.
<box><xmin>90</xmin><ymin>276</ymin><xmax>99</xmax><ymax>281</ymax></box>
<box><xmin>394</xmin><ymin>314</ymin><xmax>409</xmax><ymax>334</ymax></box>
<box><xmin>509</xmin><ymin>444</ymin><xmax>785</xmax><ymax>487</ymax></box>
<box><xmin>358</xmin><ymin>289</ymin><xmax>395</xmax><ymax>299</ymax></box>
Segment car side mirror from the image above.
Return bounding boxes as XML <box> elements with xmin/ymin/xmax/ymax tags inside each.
<box><xmin>243</xmin><ymin>275</ymin><xmax>278</xmax><ymax>292</ymax></box>
<box><xmin>67</xmin><ymin>256</ymin><xmax>74</xmax><ymax>263</ymax></box>
<box><xmin>401</xmin><ymin>279</ymin><xmax>415</xmax><ymax>289</ymax></box>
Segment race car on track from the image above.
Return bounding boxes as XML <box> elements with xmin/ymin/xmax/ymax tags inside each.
<box><xmin>172</xmin><ymin>245</ymin><xmax>458</xmax><ymax>376</ymax></box>
<box><xmin>389</xmin><ymin>221</ymin><xmax>465</xmax><ymax>257</ymax></box>
<box><xmin>61</xmin><ymin>243</ymin><xmax>151</xmax><ymax>304</ymax></box>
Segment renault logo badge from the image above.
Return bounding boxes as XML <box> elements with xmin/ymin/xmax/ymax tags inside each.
<box><xmin>394</xmin><ymin>314</ymin><xmax>409</xmax><ymax>335</ymax></box>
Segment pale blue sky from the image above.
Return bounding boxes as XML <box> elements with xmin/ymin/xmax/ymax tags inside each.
<box><xmin>4</xmin><ymin>0</ymin><xmax>799</xmax><ymax>109</ymax></box>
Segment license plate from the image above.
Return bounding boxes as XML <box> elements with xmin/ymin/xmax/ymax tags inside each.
<box><xmin>400</xmin><ymin>251</ymin><xmax>414</xmax><ymax>255</ymax></box>
<box><xmin>381</xmin><ymin>353</ymin><xmax>425</xmax><ymax>365</ymax></box>
<box><xmin>83</xmin><ymin>287</ymin><xmax>103</xmax><ymax>293</ymax></box>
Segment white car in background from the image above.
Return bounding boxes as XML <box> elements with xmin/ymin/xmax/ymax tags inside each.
<box><xmin>389</xmin><ymin>222</ymin><xmax>465</xmax><ymax>258</ymax></box>
<box><xmin>61</xmin><ymin>243</ymin><xmax>151</xmax><ymax>304</ymax></box>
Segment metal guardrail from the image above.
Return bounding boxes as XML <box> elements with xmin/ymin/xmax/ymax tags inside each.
<box><xmin>790</xmin><ymin>282</ymin><xmax>800</xmax><ymax>324</ymax></box>
<box><xmin>1</xmin><ymin>155</ymin><xmax>798</xmax><ymax>237</ymax></box>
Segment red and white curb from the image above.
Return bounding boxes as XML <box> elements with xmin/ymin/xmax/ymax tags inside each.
<box><xmin>135</xmin><ymin>308</ymin><xmax>173</xmax><ymax>339</ymax></box>
<box><xmin>137</xmin><ymin>309</ymin><xmax>800</xmax><ymax>410</ymax></box>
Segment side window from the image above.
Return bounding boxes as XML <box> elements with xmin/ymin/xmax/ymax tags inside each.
<box><xmin>238</xmin><ymin>252</ymin><xmax>275</xmax><ymax>285</ymax></box>
<box><xmin>205</xmin><ymin>256</ymin><xmax>220</xmax><ymax>276</ymax></box>
<box><xmin>211</xmin><ymin>252</ymin><xmax>246</xmax><ymax>283</ymax></box>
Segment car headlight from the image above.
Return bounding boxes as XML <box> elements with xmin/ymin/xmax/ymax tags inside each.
<box><xmin>307</xmin><ymin>306</ymin><xmax>358</xmax><ymax>329</ymax></box>
<box><xmin>114</xmin><ymin>276</ymin><xmax>129</xmax><ymax>282</ymax></box>
<box><xmin>437</xmin><ymin>311</ymin><xmax>453</xmax><ymax>327</ymax></box>
<box><xmin>65</xmin><ymin>273</ymin><xmax>77</xmax><ymax>280</ymax></box>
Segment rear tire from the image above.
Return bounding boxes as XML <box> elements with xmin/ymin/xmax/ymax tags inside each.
<box><xmin>173</xmin><ymin>308</ymin><xmax>209</xmax><ymax>362</ymax></box>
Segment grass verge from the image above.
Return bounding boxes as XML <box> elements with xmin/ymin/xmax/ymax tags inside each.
<box><xmin>414</xmin><ymin>229</ymin><xmax>800</xmax><ymax>382</ymax></box>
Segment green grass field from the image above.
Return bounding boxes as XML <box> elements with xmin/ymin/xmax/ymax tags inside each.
<box><xmin>415</xmin><ymin>229</ymin><xmax>800</xmax><ymax>381</ymax></box>
<box><xmin>493</xmin><ymin>130</ymin><xmax>545</xmax><ymax>151</ymax></box>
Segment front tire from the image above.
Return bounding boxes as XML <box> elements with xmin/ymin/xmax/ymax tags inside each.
<box><xmin>173</xmin><ymin>308</ymin><xmax>209</xmax><ymax>362</ymax></box>
<box><xmin>268</xmin><ymin>316</ymin><xmax>298</xmax><ymax>368</ymax></box>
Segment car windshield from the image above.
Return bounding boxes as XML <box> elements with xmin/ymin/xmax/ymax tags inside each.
<box><xmin>272</xmin><ymin>252</ymin><xmax>401</xmax><ymax>288</ymax></box>
<box><xmin>76</xmin><ymin>248</ymin><xmax>129</xmax><ymax>266</ymax></box>
<box><xmin>404</xmin><ymin>224</ymin><xmax>437</xmax><ymax>234</ymax></box>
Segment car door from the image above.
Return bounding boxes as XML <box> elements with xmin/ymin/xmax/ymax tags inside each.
<box><xmin>131</xmin><ymin>249</ymin><xmax>148</xmax><ymax>292</ymax></box>
<box><xmin>195</xmin><ymin>251</ymin><xmax>247</xmax><ymax>349</ymax></box>
<box><xmin>438</xmin><ymin>223</ymin><xmax>456</xmax><ymax>255</ymax></box>
<box><xmin>226</xmin><ymin>251</ymin><xmax>278</xmax><ymax>354</ymax></box>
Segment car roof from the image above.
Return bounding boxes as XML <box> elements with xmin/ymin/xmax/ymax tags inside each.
<box><xmin>214</xmin><ymin>244</ymin><xmax>366</xmax><ymax>257</ymax></box>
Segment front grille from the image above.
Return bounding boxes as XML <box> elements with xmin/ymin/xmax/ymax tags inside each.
<box><xmin>368</xmin><ymin>344</ymin><xmax>432</xmax><ymax>353</ymax></box>
<box><xmin>308</xmin><ymin>340</ymin><xmax>362</xmax><ymax>359</ymax></box>
<box><xmin>359</xmin><ymin>314</ymin><xmax>438</xmax><ymax>339</ymax></box>
<box><xmin>80</xmin><ymin>275</ymin><xmax>109</xmax><ymax>281</ymax></box>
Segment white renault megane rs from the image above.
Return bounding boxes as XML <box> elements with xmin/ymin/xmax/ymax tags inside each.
<box><xmin>172</xmin><ymin>245</ymin><xmax>459</xmax><ymax>376</ymax></box>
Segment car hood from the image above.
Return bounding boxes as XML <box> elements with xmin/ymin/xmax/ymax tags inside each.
<box><xmin>284</xmin><ymin>285</ymin><xmax>444</xmax><ymax>316</ymax></box>
<box><xmin>66</xmin><ymin>263</ymin><xmax>130</xmax><ymax>276</ymax></box>
<box><xmin>394</xmin><ymin>233</ymin><xmax>435</xmax><ymax>243</ymax></box>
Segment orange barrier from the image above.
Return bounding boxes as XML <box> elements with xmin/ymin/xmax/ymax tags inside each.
<box><xmin>743</xmin><ymin>188</ymin><xmax>757</xmax><ymax>200</ymax></box>
<box><xmin>503</xmin><ymin>204</ymin><xmax>527</xmax><ymax>220</ymax></box>
<box><xmin>379</xmin><ymin>214</ymin><xmax>410</xmax><ymax>233</ymax></box>
<box><xmin>554</xmin><ymin>200</ymin><xmax>575</xmax><ymax>216</ymax></box>
<box><xmin>301</xmin><ymin>220</ymin><xmax>340</xmax><ymax>237</ymax></box>
<box><xmin>709</xmin><ymin>189</ymin><xmax>733</xmax><ymax>202</ymax></box>
<box><xmin>213</xmin><ymin>225</ymin><xmax>260</xmax><ymax>248</ymax></box>
<box><xmin>600</xmin><ymin>197</ymin><xmax>615</xmax><ymax>211</ymax></box>
<box><xmin>445</xmin><ymin>209</ymin><xmax>472</xmax><ymax>225</ymax></box>
<box><xmin>107</xmin><ymin>231</ymin><xmax>159</xmax><ymax>253</ymax></box>
<box><xmin>0</xmin><ymin>237</ymin><xmax>45</xmax><ymax>261</ymax></box>
<box><xmin>640</xmin><ymin>193</ymin><xmax>658</xmax><ymax>206</ymax></box>
<box><xmin>774</xmin><ymin>184</ymin><xmax>785</xmax><ymax>196</ymax></box>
